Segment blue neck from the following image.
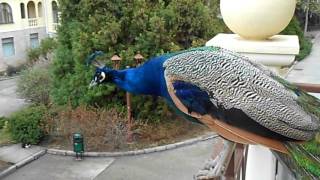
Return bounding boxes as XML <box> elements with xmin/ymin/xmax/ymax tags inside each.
<box><xmin>109</xmin><ymin>56</ymin><xmax>170</xmax><ymax>98</ymax></box>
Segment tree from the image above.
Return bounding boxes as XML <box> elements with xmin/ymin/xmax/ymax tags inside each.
<box><xmin>297</xmin><ymin>0</ymin><xmax>320</xmax><ymax>33</ymax></box>
<box><xmin>50</xmin><ymin>0</ymin><xmax>226</xmax><ymax>120</ymax></box>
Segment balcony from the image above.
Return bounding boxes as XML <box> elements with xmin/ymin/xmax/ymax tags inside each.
<box><xmin>25</xmin><ymin>18</ymin><xmax>44</xmax><ymax>28</ymax></box>
<box><xmin>28</xmin><ymin>18</ymin><xmax>38</xmax><ymax>27</ymax></box>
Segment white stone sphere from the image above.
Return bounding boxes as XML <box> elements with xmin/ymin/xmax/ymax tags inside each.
<box><xmin>220</xmin><ymin>0</ymin><xmax>296</xmax><ymax>40</ymax></box>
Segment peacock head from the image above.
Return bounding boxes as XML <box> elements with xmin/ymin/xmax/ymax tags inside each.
<box><xmin>89</xmin><ymin>67</ymin><xmax>113</xmax><ymax>88</ymax></box>
<box><xmin>86</xmin><ymin>51</ymin><xmax>114</xmax><ymax>88</ymax></box>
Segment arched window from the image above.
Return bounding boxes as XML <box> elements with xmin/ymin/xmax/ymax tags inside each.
<box><xmin>20</xmin><ymin>3</ymin><xmax>25</xmax><ymax>19</ymax></box>
<box><xmin>0</xmin><ymin>3</ymin><xmax>13</xmax><ymax>24</ymax></box>
<box><xmin>37</xmin><ymin>2</ymin><xmax>42</xmax><ymax>17</ymax></box>
<box><xmin>52</xmin><ymin>1</ymin><xmax>58</xmax><ymax>23</ymax></box>
<box><xmin>27</xmin><ymin>1</ymin><xmax>36</xmax><ymax>18</ymax></box>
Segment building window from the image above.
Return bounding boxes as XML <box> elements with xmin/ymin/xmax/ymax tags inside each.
<box><xmin>27</xmin><ymin>1</ymin><xmax>36</xmax><ymax>18</ymax></box>
<box><xmin>0</xmin><ymin>3</ymin><xmax>13</xmax><ymax>24</ymax></box>
<box><xmin>52</xmin><ymin>1</ymin><xmax>58</xmax><ymax>23</ymax></box>
<box><xmin>30</xmin><ymin>33</ymin><xmax>39</xmax><ymax>49</ymax></box>
<box><xmin>2</xmin><ymin>38</ymin><xmax>15</xmax><ymax>57</ymax></box>
<box><xmin>37</xmin><ymin>2</ymin><xmax>42</xmax><ymax>17</ymax></box>
<box><xmin>20</xmin><ymin>3</ymin><xmax>25</xmax><ymax>19</ymax></box>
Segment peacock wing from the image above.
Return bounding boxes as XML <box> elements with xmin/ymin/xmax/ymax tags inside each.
<box><xmin>163</xmin><ymin>47</ymin><xmax>319</xmax><ymax>153</ymax></box>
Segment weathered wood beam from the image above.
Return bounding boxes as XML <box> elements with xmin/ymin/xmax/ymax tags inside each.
<box><xmin>294</xmin><ymin>83</ymin><xmax>320</xmax><ymax>93</ymax></box>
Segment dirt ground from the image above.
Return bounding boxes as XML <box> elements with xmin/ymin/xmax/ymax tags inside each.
<box><xmin>0</xmin><ymin>160</ymin><xmax>12</xmax><ymax>172</ymax></box>
<box><xmin>42</xmin><ymin>118</ymin><xmax>211</xmax><ymax>152</ymax></box>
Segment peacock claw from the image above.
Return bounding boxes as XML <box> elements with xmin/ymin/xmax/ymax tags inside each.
<box><xmin>203</xmin><ymin>157</ymin><xmax>218</xmax><ymax>170</ymax></box>
<box><xmin>194</xmin><ymin>156</ymin><xmax>225</xmax><ymax>180</ymax></box>
<box><xmin>194</xmin><ymin>139</ymin><xmax>234</xmax><ymax>180</ymax></box>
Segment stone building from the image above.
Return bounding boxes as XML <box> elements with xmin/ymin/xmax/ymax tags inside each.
<box><xmin>0</xmin><ymin>0</ymin><xmax>58</xmax><ymax>72</ymax></box>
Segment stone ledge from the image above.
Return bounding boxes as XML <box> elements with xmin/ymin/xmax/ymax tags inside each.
<box><xmin>47</xmin><ymin>133</ymin><xmax>218</xmax><ymax>157</ymax></box>
<box><xmin>206</xmin><ymin>33</ymin><xmax>300</xmax><ymax>55</ymax></box>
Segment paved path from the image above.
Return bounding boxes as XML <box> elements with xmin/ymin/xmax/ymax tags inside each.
<box><xmin>3</xmin><ymin>154</ymin><xmax>115</xmax><ymax>180</ymax></box>
<box><xmin>95</xmin><ymin>139</ymin><xmax>217</xmax><ymax>180</ymax></box>
<box><xmin>3</xmin><ymin>139</ymin><xmax>217</xmax><ymax>180</ymax></box>
<box><xmin>0</xmin><ymin>145</ymin><xmax>44</xmax><ymax>164</ymax></box>
<box><xmin>286</xmin><ymin>31</ymin><xmax>320</xmax><ymax>84</ymax></box>
<box><xmin>0</xmin><ymin>78</ymin><xmax>26</xmax><ymax>117</ymax></box>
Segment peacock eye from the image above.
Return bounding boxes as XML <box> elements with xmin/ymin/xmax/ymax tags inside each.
<box><xmin>99</xmin><ymin>72</ymin><xmax>106</xmax><ymax>82</ymax></box>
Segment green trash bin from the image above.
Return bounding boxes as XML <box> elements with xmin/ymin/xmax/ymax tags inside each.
<box><xmin>73</xmin><ymin>133</ymin><xmax>84</xmax><ymax>160</ymax></box>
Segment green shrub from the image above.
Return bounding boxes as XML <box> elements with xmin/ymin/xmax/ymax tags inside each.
<box><xmin>297</xmin><ymin>36</ymin><xmax>312</xmax><ymax>60</ymax></box>
<box><xmin>5</xmin><ymin>64</ymin><xmax>26</xmax><ymax>76</ymax></box>
<box><xmin>27</xmin><ymin>37</ymin><xmax>57</xmax><ymax>64</ymax></box>
<box><xmin>27</xmin><ymin>48</ymin><xmax>41</xmax><ymax>65</ymax></box>
<box><xmin>17</xmin><ymin>66</ymin><xmax>52</xmax><ymax>105</ymax></box>
<box><xmin>5</xmin><ymin>65</ymin><xmax>17</xmax><ymax>76</ymax></box>
<box><xmin>39</xmin><ymin>37</ymin><xmax>57</xmax><ymax>60</ymax></box>
<box><xmin>281</xmin><ymin>17</ymin><xmax>312</xmax><ymax>61</ymax></box>
<box><xmin>0</xmin><ymin>117</ymin><xmax>7</xmax><ymax>129</ymax></box>
<box><xmin>7</xmin><ymin>105</ymin><xmax>47</xmax><ymax>144</ymax></box>
<box><xmin>50</xmin><ymin>0</ymin><xmax>226</xmax><ymax>120</ymax></box>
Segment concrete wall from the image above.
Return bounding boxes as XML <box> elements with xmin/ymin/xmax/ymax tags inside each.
<box><xmin>43</xmin><ymin>0</ymin><xmax>59</xmax><ymax>34</ymax></box>
<box><xmin>0</xmin><ymin>27</ymin><xmax>47</xmax><ymax>66</ymax></box>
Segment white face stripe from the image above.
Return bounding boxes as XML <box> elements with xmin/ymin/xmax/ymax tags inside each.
<box><xmin>99</xmin><ymin>72</ymin><xmax>106</xmax><ymax>82</ymax></box>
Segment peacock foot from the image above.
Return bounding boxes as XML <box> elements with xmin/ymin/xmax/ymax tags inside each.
<box><xmin>194</xmin><ymin>155</ymin><xmax>226</xmax><ymax>180</ymax></box>
<box><xmin>194</xmin><ymin>139</ymin><xmax>235</xmax><ymax>180</ymax></box>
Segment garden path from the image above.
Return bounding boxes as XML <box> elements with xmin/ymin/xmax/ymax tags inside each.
<box><xmin>286</xmin><ymin>30</ymin><xmax>320</xmax><ymax>86</ymax></box>
<box><xmin>0</xmin><ymin>78</ymin><xmax>27</xmax><ymax>117</ymax></box>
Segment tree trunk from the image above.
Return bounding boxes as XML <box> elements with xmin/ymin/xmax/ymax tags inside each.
<box><xmin>304</xmin><ymin>0</ymin><xmax>310</xmax><ymax>34</ymax></box>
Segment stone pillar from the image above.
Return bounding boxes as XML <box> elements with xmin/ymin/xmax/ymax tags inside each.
<box><xmin>206</xmin><ymin>33</ymin><xmax>299</xmax><ymax>75</ymax></box>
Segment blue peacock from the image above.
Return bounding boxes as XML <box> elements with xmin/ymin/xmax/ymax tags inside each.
<box><xmin>87</xmin><ymin>47</ymin><xmax>320</xmax><ymax>179</ymax></box>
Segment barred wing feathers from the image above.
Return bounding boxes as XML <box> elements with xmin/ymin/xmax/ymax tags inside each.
<box><xmin>163</xmin><ymin>47</ymin><xmax>320</xmax><ymax>152</ymax></box>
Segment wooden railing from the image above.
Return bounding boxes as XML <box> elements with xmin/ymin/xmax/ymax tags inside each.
<box><xmin>294</xmin><ymin>83</ymin><xmax>320</xmax><ymax>93</ymax></box>
<box><xmin>212</xmin><ymin>143</ymin><xmax>248</xmax><ymax>180</ymax></box>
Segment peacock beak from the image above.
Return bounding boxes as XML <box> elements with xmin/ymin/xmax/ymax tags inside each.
<box><xmin>89</xmin><ymin>80</ymin><xmax>98</xmax><ymax>89</ymax></box>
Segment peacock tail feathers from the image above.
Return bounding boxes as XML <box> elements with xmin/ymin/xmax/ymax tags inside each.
<box><xmin>256</xmin><ymin>63</ymin><xmax>320</xmax><ymax>179</ymax></box>
<box><xmin>273</xmin><ymin>76</ymin><xmax>320</xmax><ymax>178</ymax></box>
<box><xmin>85</xmin><ymin>51</ymin><xmax>104</xmax><ymax>66</ymax></box>
<box><xmin>281</xmin><ymin>139</ymin><xmax>320</xmax><ymax>179</ymax></box>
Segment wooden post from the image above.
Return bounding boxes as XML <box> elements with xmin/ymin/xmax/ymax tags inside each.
<box><xmin>225</xmin><ymin>151</ymin><xmax>235</xmax><ymax>180</ymax></box>
<box><xmin>110</xmin><ymin>55</ymin><xmax>133</xmax><ymax>142</ymax></box>
<box><xmin>134</xmin><ymin>52</ymin><xmax>144</xmax><ymax>67</ymax></box>
<box><xmin>126</xmin><ymin>66</ymin><xmax>133</xmax><ymax>143</ymax></box>
<box><xmin>111</xmin><ymin>55</ymin><xmax>121</xmax><ymax>70</ymax></box>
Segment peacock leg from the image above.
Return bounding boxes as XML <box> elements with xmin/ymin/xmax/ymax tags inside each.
<box><xmin>195</xmin><ymin>138</ymin><xmax>235</xmax><ymax>180</ymax></box>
